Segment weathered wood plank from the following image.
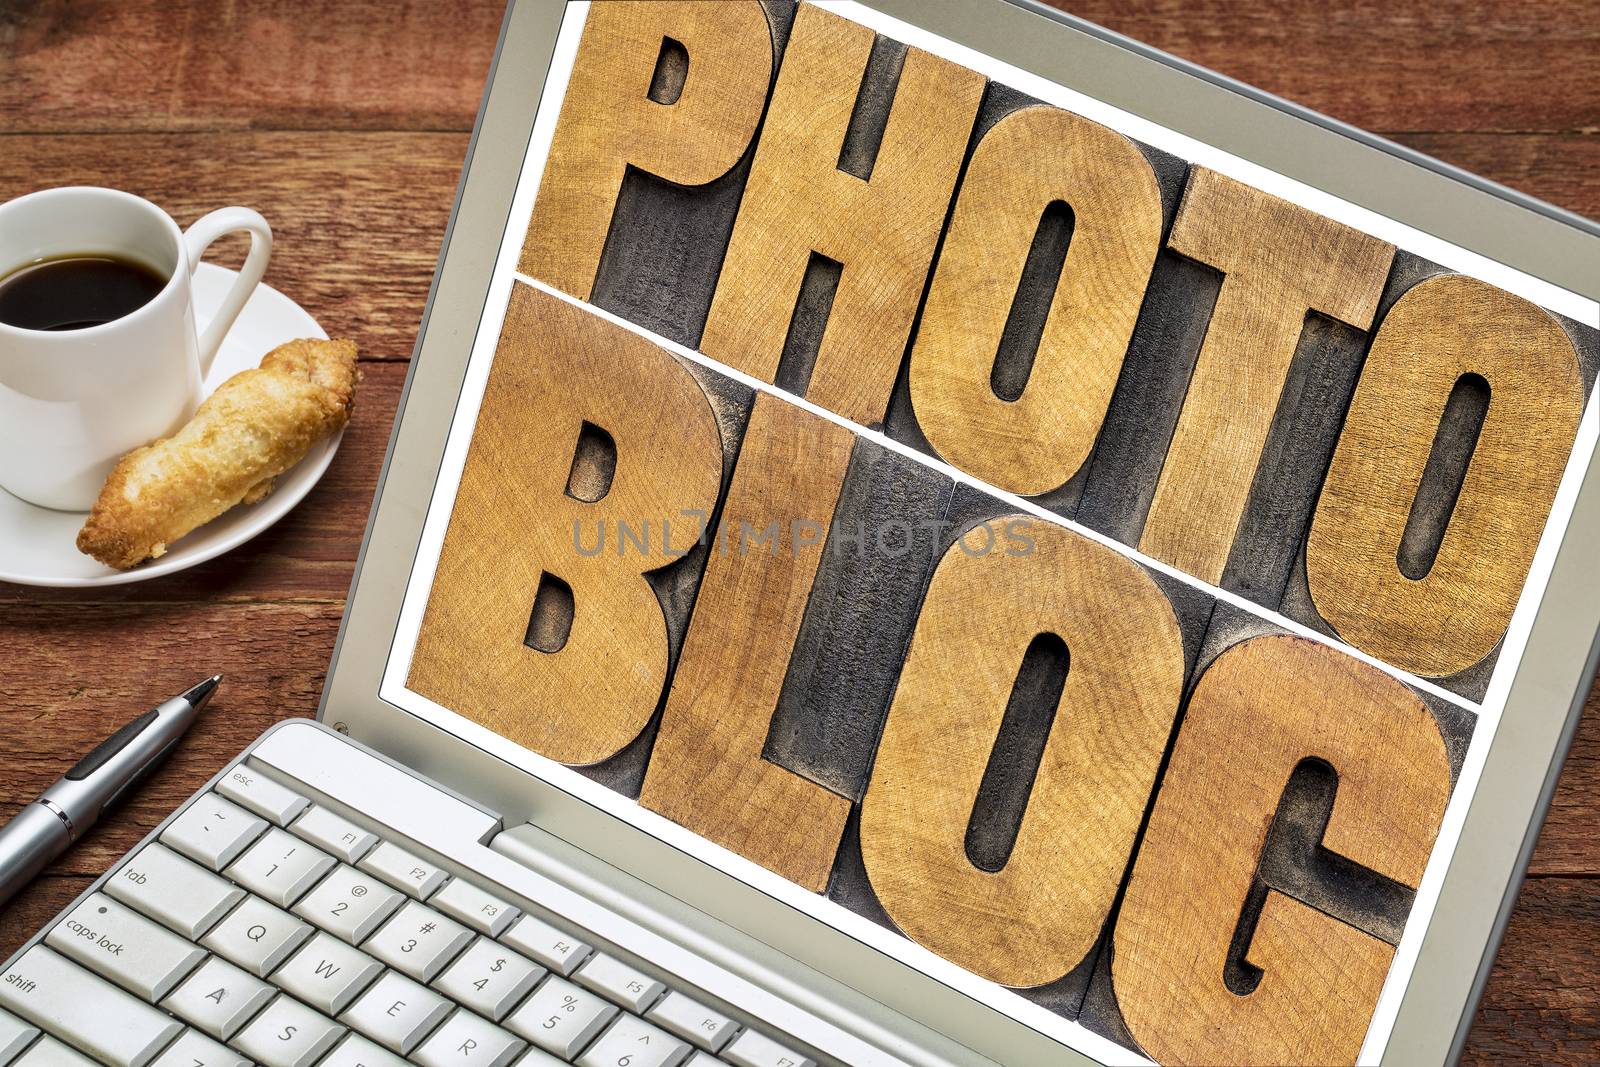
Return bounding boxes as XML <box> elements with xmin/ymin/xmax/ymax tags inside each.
<box><xmin>0</xmin><ymin>133</ymin><xmax>467</xmax><ymax>352</ymax></box>
<box><xmin>0</xmin><ymin>601</ymin><xmax>341</xmax><ymax>950</ymax></box>
<box><xmin>1063</xmin><ymin>1</ymin><xmax>1600</xmax><ymax>135</ymax></box>
<box><xmin>0</xmin><ymin>0</ymin><xmax>501</xmax><ymax>133</ymax></box>
<box><xmin>2</xmin><ymin>1</ymin><xmax>1595</xmax><ymax>136</ymax></box>
<box><xmin>1462</xmin><ymin>875</ymin><xmax>1600</xmax><ymax>1066</ymax></box>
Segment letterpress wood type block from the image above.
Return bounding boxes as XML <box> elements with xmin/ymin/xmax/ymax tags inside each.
<box><xmin>1073</xmin><ymin>251</ymin><xmax>1221</xmax><ymax>545</ymax></box>
<box><xmin>1108</xmin><ymin>629</ymin><xmax>1457</xmax><ymax>1066</ymax></box>
<box><xmin>574</xmin><ymin>360</ymin><xmax>758</xmax><ymax>799</ymax></box>
<box><xmin>701</xmin><ymin>1</ymin><xmax>985</xmax><ymax>425</ymax></box>
<box><xmin>410</xmin><ymin>284</ymin><xmax>724</xmax><ymax>766</ymax></box>
<box><xmin>883</xmin><ymin>80</ymin><xmax>1186</xmax><ymax>521</ymax></box>
<box><xmin>1307</xmin><ymin>274</ymin><xmax>1587</xmax><ymax>679</ymax></box>
<box><xmin>906</xmin><ymin>103</ymin><xmax>1164</xmax><ymax>496</ymax></box>
<box><xmin>858</xmin><ymin>508</ymin><xmax>1187</xmax><ymax>990</ymax></box>
<box><xmin>1138</xmin><ymin>167</ymin><xmax>1396</xmax><ymax>585</ymax></box>
<box><xmin>639</xmin><ymin>393</ymin><xmax>858</xmax><ymax>892</ymax></box>
<box><xmin>1216</xmin><ymin>310</ymin><xmax>1371</xmax><ymax>610</ymax></box>
<box><xmin>587</xmin><ymin>4</ymin><xmax>802</xmax><ymax>349</ymax></box>
<box><xmin>520</xmin><ymin>1</ymin><xmax>776</xmax><ymax>302</ymax></box>
<box><xmin>764</xmin><ymin>437</ymin><xmax>955</xmax><ymax>802</ymax></box>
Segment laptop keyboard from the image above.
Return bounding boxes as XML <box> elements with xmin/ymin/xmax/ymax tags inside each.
<box><xmin>0</xmin><ymin>760</ymin><xmax>817</xmax><ymax>1067</ymax></box>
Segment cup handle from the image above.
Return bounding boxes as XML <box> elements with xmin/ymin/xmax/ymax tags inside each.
<box><xmin>182</xmin><ymin>207</ymin><xmax>273</xmax><ymax>378</ymax></box>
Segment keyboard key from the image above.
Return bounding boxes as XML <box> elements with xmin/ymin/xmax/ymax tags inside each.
<box><xmin>291</xmin><ymin>865</ymin><xmax>403</xmax><ymax>943</ymax></box>
<box><xmin>432</xmin><ymin>879</ymin><xmax>518</xmax><ymax>936</ymax></box>
<box><xmin>215</xmin><ymin>765</ymin><xmax>309</xmax><ymax>826</ymax></box>
<box><xmin>106</xmin><ymin>844</ymin><xmax>244</xmax><ymax>939</ymax></box>
<box><xmin>411</xmin><ymin>1010</ymin><xmax>525</xmax><ymax>1067</ymax></box>
<box><xmin>46</xmin><ymin>892</ymin><xmax>205</xmax><ymax>1001</ymax></box>
<box><xmin>512</xmin><ymin>1051</ymin><xmax>566</xmax><ymax>1067</ymax></box>
<box><xmin>357</xmin><ymin>841</ymin><xmax>448</xmax><ymax>900</ymax></box>
<box><xmin>501</xmin><ymin>915</ymin><xmax>591</xmax><ymax>976</ymax></box>
<box><xmin>161</xmin><ymin>956</ymin><xmax>274</xmax><ymax>1039</ymax></box>
<box><xmin>576</xmin><ymin>1015</ymin><xmax>690</xmax><ymax>1067</ymax></box>
<box><xmin>160</xmin><ymin>793</ymin><xmax>266</xmax><ymax>871</ymax></box>
<box><xmin>12</xmin><ymin>1036</ymin><xmax>95</xmax><ymax>1067</ymax></box>
<box><xmin>364</xmin><ymin>900</ymin><xmax>473</xmax><ymax>982</ymax></box>
<box><xmin>146</xmin><ymin>1029</ymin><xmax>248</xmax><ymax>1067</ymax></box>
<box><xmin>0</xmin><ymin>1012</ymin><xmax>39</xmax><ymax>1067</ymax></box>
<box><xmin>722</xmin><ymin>1030</ymin><xmax>816</xmax><ymax>1067</ymax></box>
<box><xmin>683</xmin><ymin>1054</ymin><xmax>721</xmax><ymax>1067</ymax></box>
<box><xmin>318</xmin><ymin>1033</ymin><xmax>408</xmax><ymax>1067</ymax></box>
<box><xmin>227</xmin><ymin>828</ymin><xmax>336</xmax><ymax>907</ymax></box>
<box><xmin>289</xmin><ymin>806</ymin><xmax>376</xmax><ymax>863</ymax></box>
<box><xmin>645</xmin><ymin>992</ymin><xmax>740</xmax><ymax>1053</ymax></box>
<box><xmin>200</xmin><ymin>896</ymin><xmax>312</xmax><ymax>977</ymax></box>
<box><xmin>505</xmin><ymin>975</ymin><xmax>617</xmax><ymax>1060</ymax></box>
<box><xmin>574</xmin><ymin>954</ymin><xmax>665</xmax><ymax>1014</ymax></box>
<box><xmin>0</xmin><ymin>946</ymin><xmax>183</xmax><ymax>1067</ymax></box>
<box><xmin>272</xmin><ymin>932</ymin><xmax>383</xmax><ymax>1015</ymax></box>
<box><xmin>433</xmin><ymin>938</ymin><xmax>544</xmax><ymax>1021</ymax></box>
<box><xmin>339</xmin><ymin>970</ymin><xmax>451</xmax><ymax>1055</ymax></box>
<box><xmin>231</xmin><ymin>995</ymin><xmax>344</xmax><ymax>1067</ymax></box>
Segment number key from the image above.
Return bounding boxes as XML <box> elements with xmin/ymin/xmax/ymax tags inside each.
<box><xmin>504</xmin><ymin>976</ymin><xmax>616</xmax><ymax>1059</ymax></box>
<box><xmin>291</xmin><ymin>865</ymin><xmax>402</xmax><ymax>943</ymax></box>
<box><xmin>364</xmin><ymin>901</ymin><xmax>473</xmax><ymax>981</ymax></box>
<box><xmin>227</xmin><ymin>828</ymin><xmax>336</xmax><ymax>907</ymax></box>
<box><xmin>576</xmin><ymin>1014</ymin><xmax>689</xmax><ymax>1067</ymax></box>
<box><xmin>432</xmin><ymin>938</ymin><xmax>544</xmax><ymax>1021</ymax></box>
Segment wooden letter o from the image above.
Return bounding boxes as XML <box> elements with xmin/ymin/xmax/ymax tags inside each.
<box><xmin>909</xmin><ymin>105</ymin><xmax>1163</xmax><ymax>495</ymax></box>
<box><xmin>860</xmin><ymin>519</ymin><xmax>1184</xmax><ymax>987</ymax></box>
<box><xmin>1113</xmin><ymin>635</ymin><xmax>1451</xmax><ymax>1066</ymax></box>
<box><xmin>1307</xmin><ymin>274</ymin><xmax>1585</xmax><ymax>677</ymax></box>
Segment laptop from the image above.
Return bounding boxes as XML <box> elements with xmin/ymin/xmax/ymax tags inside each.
<box><xmin>5</xmin><ymin>1</ymin><xmax>1599</xmax><ymax>1065</ymax></box>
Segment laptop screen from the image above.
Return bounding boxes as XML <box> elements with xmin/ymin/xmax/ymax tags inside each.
<box><xmin>378</xmin><ymin>2</ymin><xmax>1600</xmax><ymax>1063</ymax></box>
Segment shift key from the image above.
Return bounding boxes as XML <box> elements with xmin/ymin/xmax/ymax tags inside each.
<box><xmin>0</xmin><ymin>946</ymin><xmax>183</xmax><ymax>1067</ymax></box>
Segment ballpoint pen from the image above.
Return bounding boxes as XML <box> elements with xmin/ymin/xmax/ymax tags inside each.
<box><xmin>0</xmin><ymin>675</ymin><xmax>221</xmax><ymax>907</ymax></box>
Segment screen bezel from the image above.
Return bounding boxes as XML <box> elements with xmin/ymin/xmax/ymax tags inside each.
<box><xmin>321</xmin><ymin>2</ymin><xmax>1600</xmax><ymax>1063</ymax></box>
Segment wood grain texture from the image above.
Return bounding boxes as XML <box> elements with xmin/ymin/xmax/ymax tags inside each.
<box><xmin>0</xmin><ymin>133</ymin><xmax>467</xmax><ymax>355</ymax></box>
<box><xmin>1139</xmin><ymin>167</ymin><xmax>1395</xmax><ymax>584</ymax></box>
<box><xmin>700</xmin><ymin>2</ymin><xmax>985</xmax><ymax>425</ymax></box>
<box><xmin>860</xmin><ymin>520</ymin><xmax>1185</xmax><ymax>988</ymax></box>
<box><xmin>2</xmin><ymin>1</ymin><xmax>1596</xmax><ymax>138</ymax></box>
<box><xmin>519</xmin><ymin>0</ymin><xmax>774</xmax><ymax>298</ymax></box>
<box><xmin>639</xmin><ymin>394</ymin><xmax>857</xmax><ymax>892</ymax></box>
<box><xmin>1113</xmin><ymin>635</ymin><xmax>1452</xmax><ymax>1066</ymax></box>
<box><xmin>408</xmin><ymin>284</ymin><xmax>724</xmax><ymax>766</ymax></box>
<box><xmin>0</xmin><ymin>0</ymin><xmax>501</xmax><ymax>133</ymax></box>
<box><xmin>1460</xmin><ymin>876</ymin><xmax>1600</xmax><ymax>1065</ymax></box>
<box><xmin>1308</xmin><ymin>274</ymin><xmax>1586</xmax><ymax>678</ymax></box>
<box><xmin>1061</xmin><ymin>2</ymin><xmax>1600</xmax><ymax>136</ymax></box>
<box><xmin>0</xmin><ymin>2</ymin><xmax>1596</xmax><ymax>1059</ymax></box>
<box><xmin>908</xmin><ymin>105</ymin><xmax>1163</xmax><ymax>496</ymax></box>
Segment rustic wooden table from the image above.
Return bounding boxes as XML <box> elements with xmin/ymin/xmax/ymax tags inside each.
<box><xmin>1</xmin><ymin>2</ymin><xmax>1595</xmax><ymax>1061</ymax></box>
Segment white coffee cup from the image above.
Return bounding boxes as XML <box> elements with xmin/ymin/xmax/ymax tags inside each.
<box><xmin>0</xmin><ymin>187</ymin><xmax>272</xmax><ymax>511</ymax></box>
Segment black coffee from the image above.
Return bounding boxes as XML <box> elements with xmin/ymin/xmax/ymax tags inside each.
<box><xmin>0</xmin><ymin>254</ymin><xmax>168</xmax><ymax>331</ymax></box>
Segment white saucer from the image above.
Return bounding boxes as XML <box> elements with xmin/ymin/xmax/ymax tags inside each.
<box><xmin>0</xmin><ymin>262</ymin><xmax>344</xmax><ymax>587</ymax></box>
